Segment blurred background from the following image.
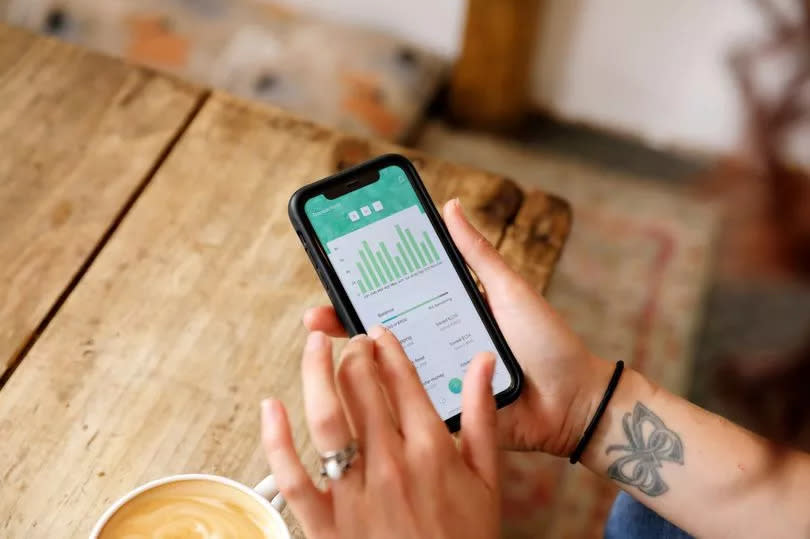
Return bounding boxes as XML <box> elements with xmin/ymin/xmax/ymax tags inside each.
<box><xmin>2</xmin><ymin>0</ymin><xmax>807</xmax><ymax>537</ymax></box>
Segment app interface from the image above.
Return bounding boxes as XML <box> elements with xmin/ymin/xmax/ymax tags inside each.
<box><xmin>304</xmin><ymin>165</ymin><xmax>512</xmax><ymax>419</ymax></box>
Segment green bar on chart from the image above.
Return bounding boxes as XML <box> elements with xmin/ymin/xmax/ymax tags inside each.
<box><xmin>397</xmin><ymin>242</ymin><xmax>413</xmax><ymax>273</ymax></box>
<box><xmin>397</xmin><ymin>225</ymin><xmax>420</xmax><ymax>269</ymax></box>
<box><xmin>419</xmin><ymin>241</ymin><xmax>433</xmax><ymax>264</ymax></box>
<box><xmin>356</xmin><ymin>262</ymin><xmax>372</xmax><ymax>290</ymax></box>
<box><xmin>406</xmin><ymin>228</ymin><xmax>426</xmax><ymax>267</ymax></box>
<box><xmin>394</xmin><ymin>255</ymin><xmax>406</xmax><ymax>276</ymax></box>
<box><xmin>358</xmin><ymin>280</ymin><xmax>367</xmax><ymax>294</ymax></box>
<box><xmin>363</xmin><ymin>240</ymin><xmax>386</xmax><ymax>284</ymax></box>
<box><xmin>380</xmin><ymin>243</ymin><xmax>400</xmax><ymax>278</ymax></box>
<box><xmin>423</xmin><ymin>232</ymin><xmax>440</xmax><ymax>261</ymax></box>
<box><xmin>376</xmin><ymin>251</ymin><xmax>393</xmax><ymax>282</ymax></box>
<box><xmin>359</xmin><ymin>249</ymin><xmax>379</xmax><ymax>288</ymax></box>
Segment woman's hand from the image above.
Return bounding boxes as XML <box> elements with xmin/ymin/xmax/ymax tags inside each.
<box><xmin>303</xmin><ymin>199</ymin><xmax>614</xmax><ymax>456</ymax></box>
<box><xmin>261</xmin><ymin>326</ymin><xmax>501</xmax><ymax>539</ymax></box>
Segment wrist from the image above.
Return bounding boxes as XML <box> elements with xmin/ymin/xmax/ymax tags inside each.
<box><xmin>579</xmin><ymin>366</ymin><xmax>657</xmax><ymax>470</ymax></box>
<box><xmin>562</xmin><ymin>354</ymin><xmax>617</xmax><ymax>457</ymax></box>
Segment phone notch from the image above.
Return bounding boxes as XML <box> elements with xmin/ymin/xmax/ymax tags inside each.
<box><xmin>324</xmin><ymin>168</ymin><xmax>380</xmax><ymax>199</ymax></box>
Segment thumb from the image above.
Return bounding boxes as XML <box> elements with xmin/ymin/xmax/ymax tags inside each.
<box><xmin>443</xmin><ymin>198</ymin><xmax>518</xmax><ymax>293</ymax></box>
<box><xmin>460</xmin><ymin>352</ymin><xmax>499</xmax><ymax>490</ymax></box>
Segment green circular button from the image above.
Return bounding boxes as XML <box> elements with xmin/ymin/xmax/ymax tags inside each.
<box><xmin>448</xmin><ymin>378</ymin><xmax>463</xmax><ymax>394</ymax></box>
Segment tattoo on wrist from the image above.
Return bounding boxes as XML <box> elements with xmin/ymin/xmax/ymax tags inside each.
<box><xmin>605</xmin><ymin>402</ymin><xmax>684</xmax><ymax>496</ymax></box>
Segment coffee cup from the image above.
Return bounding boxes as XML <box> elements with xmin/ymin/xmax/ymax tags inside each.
<box><xmin>90</xmin><ymin>473</ymin><xmax>289</xmax><ymax>538</ymax></box>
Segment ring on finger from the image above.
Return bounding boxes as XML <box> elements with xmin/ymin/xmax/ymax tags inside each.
<box><xmin>319</xmin><ymin>439</ymin><xmax>359</xmax><ymax>480</ymax></box>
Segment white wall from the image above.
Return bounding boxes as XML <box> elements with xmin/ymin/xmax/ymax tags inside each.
<box><xmin>531</xmin><ymin>0</ymin><xmax>792</xmax><ymax>155</ymax></box>
<box><xmin>279</xmin><ymin>0</ymin><xmax>804</xmax><ymax>158</ymax></box>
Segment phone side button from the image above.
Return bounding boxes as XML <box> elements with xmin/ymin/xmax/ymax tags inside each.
<box><xmin>314</xmin><ymin>268</ymin><xmax>328</xmax><ymax>288</ymax></box>
<box><xmin>315</xmin><ymin>269</ymin><xmax>336</xmax><ymax>300</ymax></box>
<box><xmin>295</xmin><ymin>229</ymin><xmax>310</xmax><ymax>254</ymax></box>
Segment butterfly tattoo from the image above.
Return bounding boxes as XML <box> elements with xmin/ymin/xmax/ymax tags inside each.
<box><xmin>606</xmin><ymin>402</ymin><xmax>684</xmax><ymax>496</ymax></box>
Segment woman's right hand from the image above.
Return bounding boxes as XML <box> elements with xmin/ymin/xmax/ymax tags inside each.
<box><xmin>304</xmin><ymin>198</ymin><xmax>614</xmax><ymax>456</ymax></box>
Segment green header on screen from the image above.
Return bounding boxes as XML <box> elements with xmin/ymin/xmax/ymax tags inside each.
<box><xmin>304</xmin><ymin>165</ymin><xmax>424</xmax><ymax>252</ymax></box>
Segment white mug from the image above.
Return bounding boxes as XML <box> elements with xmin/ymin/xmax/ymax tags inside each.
<box><xmin>90</xmin><ymin>473</ymin><xmax>289</xmax><ymax>538</ymax></box>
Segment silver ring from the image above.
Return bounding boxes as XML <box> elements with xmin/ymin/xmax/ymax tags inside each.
<box><xmin>319</xmin><ymin>439</ymin><xmax>358</xmax><ymax>480</ymax></box>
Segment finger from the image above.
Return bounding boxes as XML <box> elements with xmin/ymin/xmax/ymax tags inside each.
<box><xmin>261</xmin><ymin>399</ymin><xmax>333</xmax><ymax>534</ymax></box>
<box><xmin>442</xmin><ymin>198</ymin><xmax>518</xmax><ymax>292</ymax></box>
<box><xmin>301</xmin><ymin>332</ymin><xmax>354</xmax><ymax>453</ymax></box>
<box><xmin>336</xmin><ymin>335</ymin><xmax>401</xmax><ymax>452</ymax></box>
<box><xmin>303</xmin><ymin>306</ymin><xmax>348</xmax><ymax>338</ymax></box>
<box><xmin>460</xmin><ymin>352</ymin><xmax>499</xmax><ymax>490</ymax></box>
<box><xmin>367</xmin><ymin>325</ymin><xmax>445</xmax><ymax>437</ymax></box>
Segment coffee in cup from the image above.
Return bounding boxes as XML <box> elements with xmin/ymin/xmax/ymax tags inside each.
<box><xmin>91</xmin><ymin>474</ymin><xmax>289</xmax><ymax>539</ymax></box>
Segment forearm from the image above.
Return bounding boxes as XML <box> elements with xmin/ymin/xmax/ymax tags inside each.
<box><xmin>581</xmin><ymin>363</ymin><xmax>810</xmax><ymax>538</ymax></box>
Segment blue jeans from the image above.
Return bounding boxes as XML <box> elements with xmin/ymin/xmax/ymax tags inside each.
<box><xmin>605</xmin><ymin>492</ymin><xmax>693</xmax><ymax>539</ymax></box>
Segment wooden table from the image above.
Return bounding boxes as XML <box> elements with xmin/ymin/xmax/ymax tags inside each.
<box><xmin>0</xmin><ymin>24</ymin><xmax>570</xmax><ymax>537</ymax></box>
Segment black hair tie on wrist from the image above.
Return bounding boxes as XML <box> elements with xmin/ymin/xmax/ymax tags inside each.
<box><xmin>569</xmin><ymin>360</ymin><xmax>624</xmax><ymax>465</ymax></box>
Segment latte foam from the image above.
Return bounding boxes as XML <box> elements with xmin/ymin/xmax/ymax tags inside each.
<box><xmin>99</xmin><ymin>479</ymin><xmax>281</xmax><ymax>539</ymax></box>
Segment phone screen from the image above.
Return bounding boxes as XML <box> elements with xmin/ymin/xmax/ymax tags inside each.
<box><xmin>304</xmin><ymin>164</ymin><xmax>512</xmax><ymax>420</ymax></box>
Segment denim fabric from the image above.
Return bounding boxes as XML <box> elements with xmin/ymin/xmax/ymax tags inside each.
<box><xmin>604</xmin><ymin>492</ymin><xmax>694</xmax><ymax>539</ymax></box>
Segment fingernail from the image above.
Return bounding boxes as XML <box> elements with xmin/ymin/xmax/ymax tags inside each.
<box><xmin>349</xmin><ymin>333</ymin><xmax>369</xmax><ymax>343</ymax></box>
<box><xmin>261</xmin><ymin>398</ymin><xmax>276</xmax><ymax>421</ymax></box>
<box><xmin>368</xmin><ymin>325</ymin><xmax>387</xmax><ymax>339</ymax></box>
<box><xmin>482</xmin><ymin>353</ymin><xmax>496</xmax><ymax>378</ymax></box>
<box><xmin>306</xmin><ymin>331</ymin><xmax>326</xmax><ymax>350</ymax></box>
<box><xmin>454</xmin><ymin>198</ymin><xmax>470</xmax><ymax>223</ymax></box>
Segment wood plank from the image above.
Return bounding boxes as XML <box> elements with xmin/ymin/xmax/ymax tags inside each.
<box><xmin>449</xmin><ymin>0</ymin><xmax>541</xmax><ymax>129</ymax></box>
<box><xmin>0</xmin><ymin>24</ymin><xmax>204</xmax><ymax>376</ymax></box>
<box><xmin>499</xmin><ymin>191</ymin><xmax>572</xmax><ymax>292</ymax></box>
<box><xmin>0</xmin><ymin>94</ymin><xmax>547</xmax><ymax>538</ymax></box>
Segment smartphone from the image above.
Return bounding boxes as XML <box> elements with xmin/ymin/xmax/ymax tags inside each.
<box><xmin>289</xmin><ymin>154</ymin><xmax>522</xmax><ymax>431</ymax></box>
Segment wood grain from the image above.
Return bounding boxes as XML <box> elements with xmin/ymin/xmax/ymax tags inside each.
<box><xmin>0</xmin><ymin>24</ymin><xmax>203</xmax><ymax>376</ymax></box>
<box><xmin>499</xmin><ymin>192</ymin><xmax>572</xmax><ymax>293</ymax></box>
<box><xmin>0</xmin><ymin>93</ymin><xmax>560</xmax><ymax>537</ymax></box>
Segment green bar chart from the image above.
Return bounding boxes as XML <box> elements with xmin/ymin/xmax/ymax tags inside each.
<box><xmin>348</xmin><ymin>223</ymin><xmax>440</xmax><ymax>292</ymax></box>
<box><xmin>325</xmin><ymin>205</ymin><xmax>445</xmax><ymax>297</ymax></box>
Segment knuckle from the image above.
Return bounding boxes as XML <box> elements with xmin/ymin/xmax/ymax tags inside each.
<box><xmin>471</xmin><ymin>233</ymin><xmax>493</xmax><ymax>255</ymax></box>
<box><xmin>377</xmin><ymin>329</ymin><xmax>402</xmax><ymax>349</ymax></box>
<box><xmin>276</xmin><ymin>471</ymin><xmax>308</xmax><ymax>500</ymax></box>
<box><xmin>311</xmin><ymin>409</ymin><xmax>345</xmax><ymax>438</ymax></box>
<box><xmin>411</xmin><ymin>434</ymin><xmax>449</xmax><ymax>463</ymax></box>
<box><xmin>337</xmin><ymin>350</ymin><xmax>371</xmax><ymax>383</ymax></box>
<box><xmin>373</xmin><ymin>456</ymin><xmax>404</xmax><ymax>487</ymax></box>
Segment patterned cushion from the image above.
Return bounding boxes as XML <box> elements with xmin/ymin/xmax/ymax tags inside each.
<box><xmin>0</xmin><ymin>0</ymin><xmax>445</xmax><ymax>141</ymax></box>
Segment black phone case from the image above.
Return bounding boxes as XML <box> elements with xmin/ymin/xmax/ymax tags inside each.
<box><xmin>288</xmin><ymin>154</ymin><xmax>523</xmax><ymax>432</ymax></box>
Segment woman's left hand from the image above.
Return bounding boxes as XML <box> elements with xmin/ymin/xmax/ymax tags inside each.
<box><xmin>260</xmin><ymin>325</ymin><xmax>501</xmax><ymax>539</ymax></box>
